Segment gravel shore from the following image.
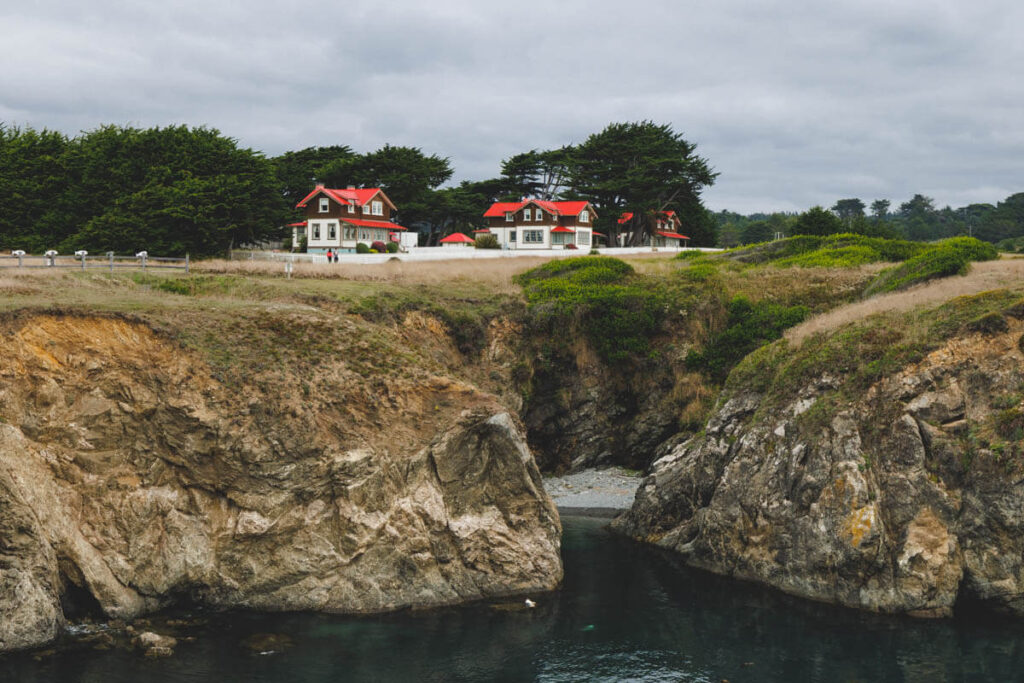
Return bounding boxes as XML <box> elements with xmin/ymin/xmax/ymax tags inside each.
<box><xmin>543</xmin><ymin>467</ymin><xmax>644</xmax><ymax>517</ymax></box>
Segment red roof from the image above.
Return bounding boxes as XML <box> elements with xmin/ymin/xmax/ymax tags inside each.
<box><xmin>656</xmin><ymin>231</ymin><xmax>690</xmax><ymax>240</ymax></box>
<box><xmin>620</xmin><ymin>211</ymin><xmax>679</xmax><ymax>224</ymax></box>
<box><xmin>341</xmin><ymin>218</ymin><xmax>407</xmax><ymax>231</ymax></box>
<box><xmin>440</xmin><ymin>232</ymin><xmax>475</xmax><ymax>244</ymax></box>
<box><xmin>295</xmin><ymin>185</ymin><xmax>395</xmax><ymax>210</ymax></box>
<box><xmin>483</xmin><ymin>199</ymin><xmax>596</xmax><ymax>219</ymax></box>
<box><xmin>286</xmin><ymin>221</ymin><xmax>306</xmax><ymax>227</ymax></box>
<box><xmin>550</xmin><ymin>226</ymin><xmax>575</xmax><ymax>233</ymax></box>
<box><xmin>472</xmin><ymin>228</ymin><xmax>491</xmax><ymax>233</ymax></box>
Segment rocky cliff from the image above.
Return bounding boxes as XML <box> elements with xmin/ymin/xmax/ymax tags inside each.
<box><xmin>0</xmin><ymin>313</ymin><xmax>561</xmax><ymax>653</ymax></box>
<box><xmin>615</xmin><ymin>300</ymin><xmax>1024</xmax><ymax>617</ymax></box>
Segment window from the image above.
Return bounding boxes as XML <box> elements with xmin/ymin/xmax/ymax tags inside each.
<box><xmin>344</xmin><ymin>226</ymin><xmax>355</xmax><ymax>240</ymax></box>
<box><xmin>360</xmin><ymin>230</ymin><xmax>369</xmax><ymax>240</ymax></box>
<box><xmin>348</xmin><ymin>203</ymin><xmax>355</xmax><ymax>214</ymax></box>
<box><xmin>580</xmin><ymin>210</ymin><xmax>589</xmax><ymax>223</ymax></box>
<box><xmin>372</xmin><ymin>200</ymin><xmax>383</xmax><ymax>216</ymax></box>
<box><xmin>505</xmin><ymin>212</ymin><xmax>513</xmax><ymax>222</ymax></box>
<box><xmin>577</xmin><ymin>231</ymin><xmax>591</xmax><ymax>246</ymax></box>
<box><xmin>319</xmin><ymin>197</ymin><xmax>329</xmax><ymax>213</ymax></box>
<box><xmin>328</xmin><ymin>223</ymin><xmax>336</xmax><ymax>240</ymax></box>
<box><xmin>535</xmin><ymin>210</ymin><xmax>544</xmax><ymax>222</ymax></box>
<box><xmin>312</xmin><ymin>223</ymin><xmax>321</xmax><ymax>240</ymax></box>
<box><xmin>510</xmin><ymin>230</ymin><xmax>516</xmax><ymax>242</ymax></box>
<box><xmin>523</xmin><ymin>229</ymin><xmax>543</xmax><ymax>244</ymax></box>
<box><xmin>362</xmin><ymin>203</ymin><xmax>370</xmax><ymax>214</ymax></box>
<box><xmin>523</xmin><ymin>208</ymin><xmax>532</xmax><ymax>221</ymax></box>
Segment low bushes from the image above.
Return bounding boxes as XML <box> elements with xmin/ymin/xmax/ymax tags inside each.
<box><xmin>515</xmin><ymin>256</ymin><xmax>666</xmax><ymax>362</ymax></box>
<box><xmin>863</xmin><ymin>238</ymin><xmax>996</xmax><ymax>296</ymax></box>
<box><xmin>686</xmin><ymin>295</ymin><xmax>808</xmax><ymax>382</ymax></box>
<box><xmin>474</xmin><ymin>234</ymin><xmax>499</xmax><ymax>249</ymax></box>
<box><xmin>355</xmin><ymin>242</ymin><xmax>370</xmax><ymax>254</ymax></box>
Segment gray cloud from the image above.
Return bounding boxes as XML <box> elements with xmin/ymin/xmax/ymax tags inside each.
<box><xmin>1</xmin><ymin>0</ymin><xmax>1021</xmax><ymax>214</ymax></box>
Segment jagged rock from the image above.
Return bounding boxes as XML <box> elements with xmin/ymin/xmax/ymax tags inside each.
<box><xmin>0</xmin><ymin>314</ymin><xmax>562</xmax><ymax>653</ymax></box>
<box><xmin>133</xmin><ymin>631</ymin><xmax>177</xmax><ymax>657</ymax></box>
<box><xmin>615</xmin><ymin>322</ymin><xmax>1024</xmax><ymax>617</ymax></box>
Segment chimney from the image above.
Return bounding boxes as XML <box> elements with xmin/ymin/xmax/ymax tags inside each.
<box><xmin>348</xmin><ymin>185</ymin><xmax>356</xmax><ymax>190</ymax></box>
<box><xmin>316</xmin><ymin>183</ymin><xmax>324</xmax><ymax>188</ymax></box>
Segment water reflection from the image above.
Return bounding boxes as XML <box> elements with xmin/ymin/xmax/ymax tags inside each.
<box><xmin>3</xmin><ymin>516</ymin><xmax>1022</xmax><ymax>682</ymax></box>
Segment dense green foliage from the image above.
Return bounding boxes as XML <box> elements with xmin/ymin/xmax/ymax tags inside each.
<box><xmin>686</xmin><ymin>296</ymin><xmax>808</xmax><ymax>382</ymax></box>
<box><xmin>473</xmin><ymin>233</ymin><xmax>499</xmax><ymax>249</ymax></box>
<box><xmin>715</xmin><ymin>192</ymin><xmax>1024</xmax><ymax>248</ymax></box>
<box><xmin>515</xmin><ymin>256</ymin><xmax>667</xmax><ymax>362</ymax></box>
<box><xmin>724</xmin><ymin>233</ymin><xmax>926</xmax><ymax>266</ymax></box>
<box><xmin>0</xmin><ymin>124</ymin><xmax>289</xmax><ymax>255</ymax></box>
<box><xmin>864</xmin><ymin>237</ymin><xmax>998</xmax><ymax>296</ymax></box>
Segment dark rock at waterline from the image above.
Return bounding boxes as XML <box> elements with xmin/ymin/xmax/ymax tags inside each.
<box><xmin>241</xmin><ymin>632</ymin><xmax>293</xmax><ymax>654</ymax></box>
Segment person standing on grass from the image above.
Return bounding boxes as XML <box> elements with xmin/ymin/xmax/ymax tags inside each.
<box><xmin>333</xmin><ymin>251</ymin><xmax>339</xmax><ymax>263</ymax></box>
<box><xmin>326</xmin><ymin>248</ymin><xmax>333</xmax><ymax>263</ymax></box>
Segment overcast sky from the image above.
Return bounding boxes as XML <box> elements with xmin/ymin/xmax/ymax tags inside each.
<box><xmin>2</xmin><ymin>0</ymin><xmax>1021</xmax><ymax>213</ymax></box>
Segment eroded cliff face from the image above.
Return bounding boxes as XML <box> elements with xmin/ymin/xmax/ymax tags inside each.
<box><xmin>0</xmin><ymin>313</ymin><xmax>561</xmax><ymax>652</ymax></box>
<box><xmin>615</xmin><ymin>321</ymin><xmax>1024</xmax><ymax>617</ymax></box>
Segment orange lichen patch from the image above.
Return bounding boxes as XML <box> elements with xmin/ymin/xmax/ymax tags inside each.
<box><xmin>844</xmin><ymin>505</ymin><xmax>876</xmax><ymax>547</ymax></box>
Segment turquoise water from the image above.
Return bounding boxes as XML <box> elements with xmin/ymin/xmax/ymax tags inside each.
<box><xmin>3</xmin><ymin>516</ymin><xmax>1023</xmax><ymax>682</ymax></box>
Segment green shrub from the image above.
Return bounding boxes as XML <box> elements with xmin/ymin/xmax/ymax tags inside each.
<box><xmin>355</xmin><ymin>242</ymin><xmax>370</xmax><ymax>254</ymax></box>
<box><xmin>864</xmin><ymin>246</ymin><xmax>969</xmax><ymax>296</ymax></box>
<box><xmin>938</xmin><ymin>236</ymin><xmax>998</xmax><ymax>262</ymax></box>
<box><xmin>515</xmin><ymin>256</ymin><xmax>665</xmax><ymax>362</ymax></box>
<box><xmin>681</xmin><ymin>262</ymin><xmax>720</xmax><ymax>283</ymax></box>
<box><xmin>774</xmin><ymin>244</ymin><xmax>880</xmax><ymax>268</ymax></box>
<box><xmin>686</xmin><ymin>295</ymin><xmax>808</xmax><ymax>382</ymax></box>
<box><xmin>474</xmin><ymin>234</ymin><xmax>500</xmax><ymax>249</ymax></box>
<box><xmin>386</xmin><ymin>241</ymin><xmax>400</xmax><ymax>253</ymax></box>
<box><xmin>966</xmin><ymin>312</ymin><xmax>1009</xmax><ymax>335</ymax></box>
<box><xmin>674</xmin><ymin>250</ymin><xmax>707</xmax><ymax>261</ymax></box>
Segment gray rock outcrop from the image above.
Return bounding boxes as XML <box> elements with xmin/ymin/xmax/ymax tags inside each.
<box><xmin>0</xmin><ymin>314</ymin><xmax>562</xmax><ymax>653</ymax></box>
<box><xmin>615</xmin><ymin>322</ymin><xmax>1024</xmax><ymax>617</ymax></box>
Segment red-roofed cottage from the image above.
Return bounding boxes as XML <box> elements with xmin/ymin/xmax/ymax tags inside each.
<box><xmin>295</xmin><ymin>185</ymin><xmax>410</xmax><ymax>253</ymax></box>
<box><xmin>482</xmin><ymin>199</ymin><xmax>598</xmax><ymax>250</ymax></box>
<box><xmin>617</xmin><ymin>211</ymin><xmax>689</xmax><ymax>248</ymax></box>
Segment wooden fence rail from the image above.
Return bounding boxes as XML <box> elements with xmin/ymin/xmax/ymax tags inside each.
<box><xmin>0</xmin><ymin>252</ymin><xmax>189</xmax><ymax>273</ymax></box>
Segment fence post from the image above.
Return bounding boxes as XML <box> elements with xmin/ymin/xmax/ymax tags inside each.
<box><xmin>108</xmin><ymin>252</ymin><xmax>114</xmax><ymax>274</ymax></box>
<box><xmin>185</xmin><ymin>253</ymin><xmax>190</xmax><ymax>274</ymax></box>
<box><xmin>13</xmin><ymin>250</ymin><xmax>24</xmax><ymax>268</ymax></box>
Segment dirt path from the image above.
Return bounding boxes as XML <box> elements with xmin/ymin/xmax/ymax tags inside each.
<box><xmin>786</xmin><ymin>258</ymin><xmax>1024</xmax><ymax>346</ymax></box>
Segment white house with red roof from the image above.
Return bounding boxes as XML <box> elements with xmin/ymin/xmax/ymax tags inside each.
<box><xmin>617</xmin><ymin>211</ymin><xmax>689</xmax><ymax>248</ymax></box>
<box><xmin>294</xmin><ymin>185</ymin><xmax>410</xmax><ymax>253</ymax></box>
<box><xmin>482</xmin><ymin>199</ymin><xmax>598</xmax><ymax>250</ymax></box>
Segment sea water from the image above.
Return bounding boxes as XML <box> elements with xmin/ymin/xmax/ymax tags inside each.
<box><xmin>3</xmin><ymin>516</ymin><xmax>1022</xmax><ymax>682</ymax></box>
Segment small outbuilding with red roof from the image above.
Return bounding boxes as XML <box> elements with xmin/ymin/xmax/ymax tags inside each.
<box><xmin>295</xmin><ymin>184</ymin><xmax>411</xmax><ymax>253</ymax></box>
<box><xmin>439</xmin><ymin>232</ymin><xmax>476</xmax><ymax>248</ymax></box>
<box><xmin>482</xmin><ymin>199</ymin><xmax>598</xmax><ymax>250</ymax></box>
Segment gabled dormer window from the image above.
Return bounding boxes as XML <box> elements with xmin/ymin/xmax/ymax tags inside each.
<box><xmin>348</xmin><ymin>203</ymin><xmax>355</xmax><ymax>214</ymax></box>
<box><xmin>319</xmin><ymin>197</ymin><xmax>329</xmax><ymax>213</ymax></box>
<box><xmin>505</xmin><ymin>212</ymin><xmax>513</xmax><ymax>222</ymax></box>
<box><xmin>580</xmin><ymin>210</ymin><xmax>589</xmax><ymax>223</ymax></box>
<box><xmin>372</xmin><ymin>200</ymin><xmax>383</xmax><ymax>216</ymax></box>
<box><xmin>362</xmin><ymin>203</ymin><xmax>370</xmax><ymax>214</ymax></box>
<box><xmin>523</xmin><ymin>208</ymin><xmax>532</xmax><ymax>221</ymax></box>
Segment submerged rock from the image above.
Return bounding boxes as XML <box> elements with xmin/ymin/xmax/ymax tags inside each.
<box><xmin>615</xmin><ymin>319</ymin><xmax>1024</xmax><ymax>617</ymax></box>
<box><xmin>0</xmin><ymin>314</ymin><xmax>562</xmax><ymax>653</ymax></box>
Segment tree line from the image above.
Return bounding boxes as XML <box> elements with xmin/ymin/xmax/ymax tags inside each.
<box><xmin>6</xmin><ymin>119</ymin><xmax>1022</xmax><ymax>256</ymax></box>
<box><xmin>715</xmin><ymin>193</ymin><xmax>1024</xmax><ymax>248</ymax></box>
<box><xmin>0</xmin><ymin>121</ymin><xmax>718</xmax><ymax>256</ymax></box>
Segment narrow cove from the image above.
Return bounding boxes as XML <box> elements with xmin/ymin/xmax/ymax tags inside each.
<box><xmin>4</xmin><ymin>515</ymin><xmax>1021</xmax><ymax>682</ymax></box>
